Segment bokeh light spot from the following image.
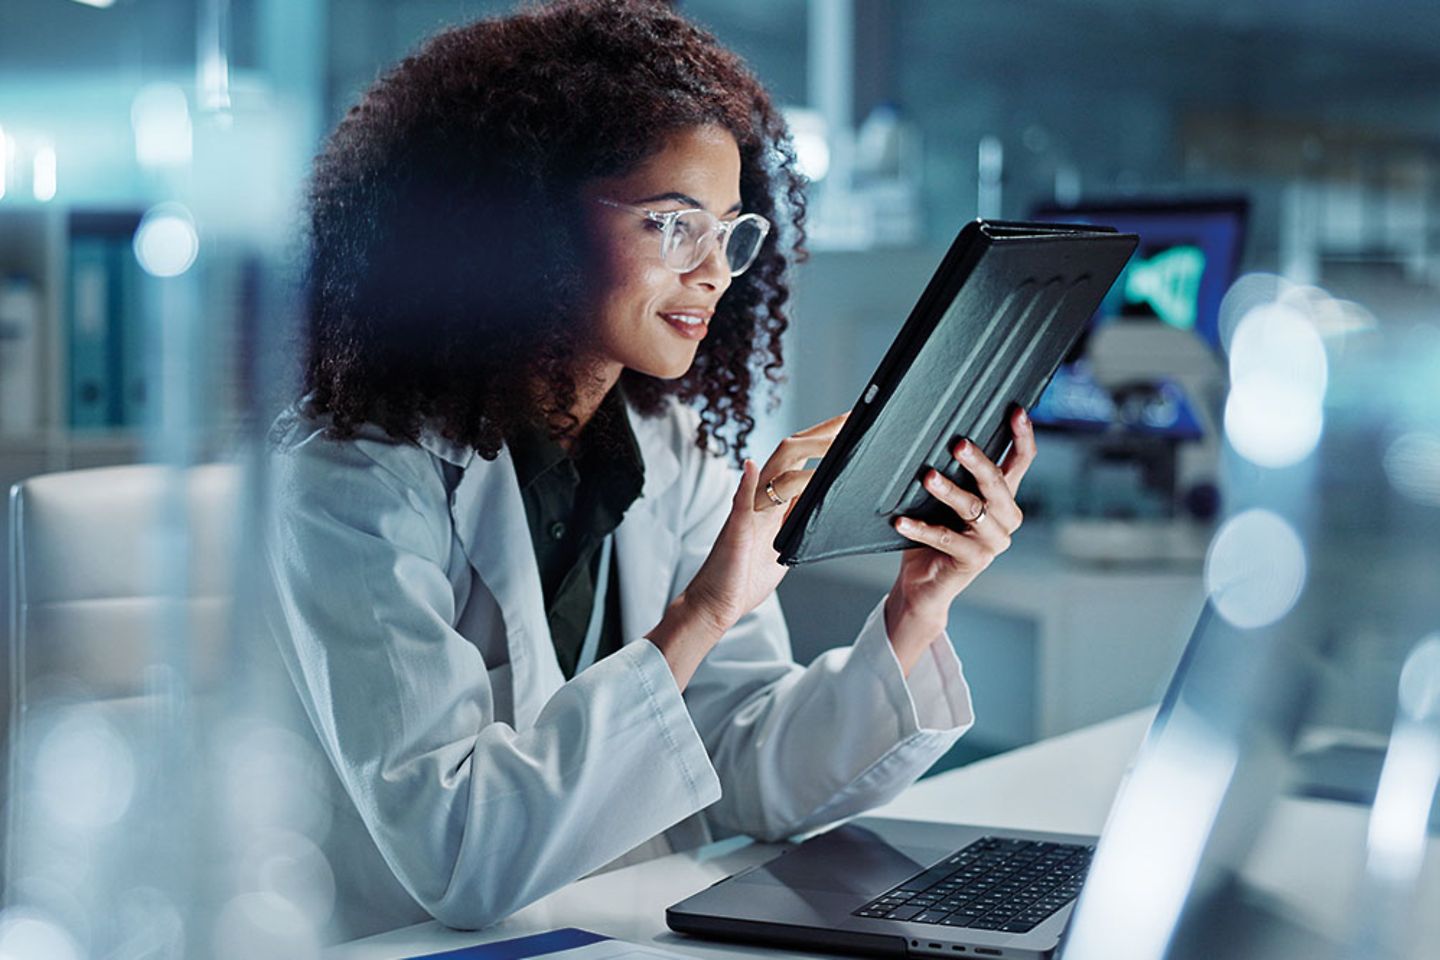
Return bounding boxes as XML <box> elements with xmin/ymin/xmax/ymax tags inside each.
<box><xmin>131</xmin><ymin>83</ymin><xmax>193</xmax><ymax>167</ymax></box>
<box><xmin>1218</xmin><ymin>272</ymin><xmax>1288</xmax><ymax>354</ymax></box>
<box><xmin>1228</xmin><ymin>302</ymin><xmax>1328</xmax><ymax>398</ymax></box>
<box><xmin>213</xmin><ymin>893</ymin><xmax>319</xmax><ymax>960</ymax></box>
<box><xmin>34</xmin><ymin>708</ymin><xmax>136</xmax><ymax>829</ymax></box>
<box><xmin>134</xmin><ymin>204</ymin><xmax>199</xmax><ymax>278</ymax></box>
<box><xmin>1204</xmin><ymin>509</ymin><xmax>1307</xmax><ymax>629</ymax></box>
<box><xmin>0</xmin><ymin>910</ymin><xmax>82</xmax><ymax>960</ymax></box>
<box><xmin>1224</xmin><ymin>301</ymin><xmax>1328</xmax><ymax>469</ymax></box>
<box><xmin>1383</xmin><ymin>432</ymin><xmax>1440</xmax><ymax>508</ymax></box>
<box><xmin>1224</xmin><ymin>378</ymin><xmax>1325</xmax><ymax>469</ymax></box>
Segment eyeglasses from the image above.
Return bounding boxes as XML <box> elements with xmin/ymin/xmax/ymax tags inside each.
<box><xmin>596</xmin><ymin>198</ymin><xmax>771</xmax><ymax>278</ymax></box>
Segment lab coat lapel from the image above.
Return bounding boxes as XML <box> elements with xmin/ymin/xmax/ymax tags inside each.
<box><xmin>615</xmin><ymin>404</ymin><xmax>682</xmax><ymax>646</ymax></box>
<box><xmin>446</xmin><ymin>402</ymin><xmax>685</xmax><ymax>731</ymax></box>
<box><xmin>448</xmin><ymin>446</ymin><xmax>564</xmax><ymax>731</ymax></box>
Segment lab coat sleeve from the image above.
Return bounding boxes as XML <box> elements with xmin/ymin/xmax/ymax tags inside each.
<box><xmin>675</xmin><ymin>450</ymin><xmax>974</xmax><ymax>843</ymax></box>
<box><xmin>262</xmin><ymin>428</ymin><xmax>721</xmax><ymax>930</ymax></box>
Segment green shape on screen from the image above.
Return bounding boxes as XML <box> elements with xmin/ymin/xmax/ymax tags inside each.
<box><xmin>1124</xmin><ymin>244</ymin><xmax>1205</xmax><ymax>332</ymax></box>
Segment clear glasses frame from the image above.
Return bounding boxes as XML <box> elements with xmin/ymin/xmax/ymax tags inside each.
<box><xmin>596</xmin><ymin>197</ymin><xmax>772</xmax><ymax>277</ymax></box>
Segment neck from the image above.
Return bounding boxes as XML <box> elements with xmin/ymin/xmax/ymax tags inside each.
<box><xmin>555</xmin><ymin>360</ymin><xmax>624</xmax><ymax>450</ymax></box>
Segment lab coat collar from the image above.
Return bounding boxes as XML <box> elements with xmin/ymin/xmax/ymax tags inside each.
<box><xmin>624</xmin><ymin>399</ymin><xmax>680</xmax><ymax>501</ymax></box>
<box><xmin>444</xmin><ymin>396</ymin><xmax>683</xmax><ymax>731</ymax></box>
<box><xmin>415</xmin><ymin>428</ymin><xmax>475</xmax><ymax>469</ymax></box>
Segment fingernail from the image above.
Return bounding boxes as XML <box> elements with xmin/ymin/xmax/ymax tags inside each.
<box><xmin>955</xmin><ymin>439</ymin><xmax>972</xmax><ymax>458</ymax></box>
<box><xmin>925</xmin><ymin>469</ymin><xmax>942</xmax><ymax>489</ymax></box>
<box><xmin>1019</xmin><ymin>408</ymin><xmax>1030</xmax><ymax>425</ymax></box>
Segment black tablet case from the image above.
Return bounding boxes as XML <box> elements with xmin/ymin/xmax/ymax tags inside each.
<box><xmin>774</xmin><ymin>219</ymin><xmax>1138</xmax><ymax>565</ymax></box>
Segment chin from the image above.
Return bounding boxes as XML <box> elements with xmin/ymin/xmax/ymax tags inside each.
<box><xmin>632</xmin><ymin>351</ymin><xmax>699</xmax><ymax>381</ymax></box>
<box><xmin>645</xmin><ymin>363</ymin><xmax>695</xmax><ymax>381</ymax></box>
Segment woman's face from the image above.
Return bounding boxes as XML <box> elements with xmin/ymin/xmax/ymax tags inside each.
<box><xmin>581</xmin><ymin>124</ymin><xmax>742</xmax><ymax>382</ymax></box>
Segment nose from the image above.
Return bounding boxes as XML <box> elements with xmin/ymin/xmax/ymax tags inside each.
<box><xmin>682</xmin><ymin>235</ymin><xmax>733</xmax><ymax>296</ymax></box>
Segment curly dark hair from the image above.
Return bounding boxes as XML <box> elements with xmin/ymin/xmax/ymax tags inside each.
<box><xmin>302</xmin><ymin>0</ymin><xmax>806</xmax><ymax>462</ymax></box>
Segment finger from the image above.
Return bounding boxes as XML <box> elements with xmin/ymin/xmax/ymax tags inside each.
<box><xmin>921</xmin><ymin>467</ymin><xmax>985</xmax><ymax>522</ymax></box>
<box><xmin>952</xmin><ymin>439</ymin><xmax>1024</xmax><ymax>533</ymax></box>
<box><xmin>761</xmin><ymin>413</ymin><xmax>849</xmax><ymax>477</ymax></box>
<box><xmin>762</xmin><ymin>433</ymin><xmax>840</xmax><ymax>478</ymax></box>
<box><xmin>892</xmin><ymin>516</ymin><xmax>995</xmax><ymax>571</ymax></box>
<box><xmin>1000</xmin><ymin>406</ymin><xmax>1037</xmax><ymax>493</ymax></box>
<box><xmin>792</xmin><ymin>411</ymin><xmax>848</xmax><ymax>439</ymax></box>
<box><xmin>921</xmin><ymin>468</ymin><xmax>1013</xmax><ymax>548</ymax></box>
<box><xmin>752</xmin><ymin>467</ymin><xmax>814</xmax><ymax>514</ymax></box>
<box><xmin>732</xmin><ymin>458</ymin><xmax>760</xmax><ymax>517</ymax></box>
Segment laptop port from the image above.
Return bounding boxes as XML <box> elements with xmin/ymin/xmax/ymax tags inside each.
<box><xmin>950</xmin><ymin>947</ymin><xmax>966</xmax><ymax>953</ymax></box>
<box><xmin>974</xmin><ymin>950</ymin><xmax>1001</xmax><ymax>957</ymax></box>
<box><xmin>929</xmin><ymin>944</ymin><xmax>942</xmax><ymax>950</ymax></box>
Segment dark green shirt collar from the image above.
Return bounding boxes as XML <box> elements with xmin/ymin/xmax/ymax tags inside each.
<box><xmin>508</xmin><ymin>386</ymin><xmax>644</xmax><ymax>492</ymax></box>
<box><xmin>506</xmin><ymin>385</ymin><xmax>645</xmax><ymax>679</ymax></box>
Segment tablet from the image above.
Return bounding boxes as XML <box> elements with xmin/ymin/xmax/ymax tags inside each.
<box><xmin>773</xmin><ymin>219</ymin><xmax>1138</xmax><ymax>565</ymax></box>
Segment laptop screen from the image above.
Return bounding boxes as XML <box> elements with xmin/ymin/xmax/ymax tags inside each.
<box><xmin>1056</xmin><ymin>310</ymin><xmax>1440</xmax><ymax>959</ymax></box>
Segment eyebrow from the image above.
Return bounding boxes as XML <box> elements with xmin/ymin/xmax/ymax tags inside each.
<box><xmin>633</xmin><ymin>191</ymin><xmax>744</xmax><ymax>215</ymax></box>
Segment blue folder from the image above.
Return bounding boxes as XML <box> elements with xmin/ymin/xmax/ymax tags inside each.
<box><xmin>405</xmin><ymin>928</ymin><xmax>609</xmax><ymax>960</ymax></box>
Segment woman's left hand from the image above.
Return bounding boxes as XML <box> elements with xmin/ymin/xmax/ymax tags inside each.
<box><xmin>885</xmin><ymin>406</ymin><xmax>1037</xmax><ymax>675</ymax></box>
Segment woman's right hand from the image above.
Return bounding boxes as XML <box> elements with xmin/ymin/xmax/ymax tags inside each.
<box><xmin>647</xmin><ymin>413</ymin><xmax>848</xmax><ymax>689</ymax></box>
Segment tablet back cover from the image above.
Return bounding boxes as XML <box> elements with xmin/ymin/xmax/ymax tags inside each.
<box><xmin>774</xmin><ymin>220</ymin><xmax>1137</xmax><ymax>565</ymax></box>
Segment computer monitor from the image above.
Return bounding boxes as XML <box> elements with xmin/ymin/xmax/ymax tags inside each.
<box><xmin>1026</xmin><ymin>198</ymin><xmax>1248</xmax><ymax>439</ymax></box>
<box><xmin>1032</xmin><ymin>197</ymin><xmax>1248</xmax><ymax>355</ymax></box>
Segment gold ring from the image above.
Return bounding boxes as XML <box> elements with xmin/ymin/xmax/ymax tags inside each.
<box><xmin>765</xmin><ymin>480</ymin><xmax>787</xmax><ymax>508</ymax></box>
<box><xmin>969</xmin><ymin>501</ymin><xmax>988</xmax><ymax>525</ymax></box>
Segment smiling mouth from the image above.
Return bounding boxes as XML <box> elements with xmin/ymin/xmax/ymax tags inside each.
<box><xmin>660</xmin><ymin>312</ymin><xmax>707</xmax><ymax>327</ymax></box>
<box><xmin>659</xmin><ymin>312</ymin><xmax>710</xmax><ymax>341</ymax></box>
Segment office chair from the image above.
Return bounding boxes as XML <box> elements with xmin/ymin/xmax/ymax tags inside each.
<box><xmin>5</xmin><ymin>462</ymin><xmax>241</xmax><ymax>888</ymax></box>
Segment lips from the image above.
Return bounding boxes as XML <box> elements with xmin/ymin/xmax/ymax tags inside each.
<box><xmin>658</xmin><ymin>308</ymin><xmax>712</xmax><ymax>341</ymax></box>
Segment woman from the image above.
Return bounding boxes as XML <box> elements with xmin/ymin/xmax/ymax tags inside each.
<box><xmin>263</xmin><ymin>0</ymin><xmax>1036</xmax><ymax>941</ymax></box>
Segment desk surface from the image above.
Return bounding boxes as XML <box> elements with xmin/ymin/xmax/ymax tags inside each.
<box><xmin>329</xmin><ymin>709</ymin><xmax>1154</xmax><ymax>960</ymax></box>
<box><xmin>330</xmin><ymin>706</ymin><xmax>1440</xmax><ymax>960</ymax></box>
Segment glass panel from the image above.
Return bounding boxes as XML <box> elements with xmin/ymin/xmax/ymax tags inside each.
<box><xmin>1063</xmin><ymin>303</ymin><xmax>1440</xmax><ymax>959</ymax></box>
<box><xmin>2</xmin><ymin>0</ymin><xmax>323</xmax><ymax>953</ymax></box>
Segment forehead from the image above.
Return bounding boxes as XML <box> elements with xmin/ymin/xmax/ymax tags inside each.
<box><xmin>596</xmin><ymin>124</ymin><xmax>742</xmax><ymax>211</ymax></box>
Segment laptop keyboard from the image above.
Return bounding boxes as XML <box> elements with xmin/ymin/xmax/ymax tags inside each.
<box><xmin>853</xmin><ymin>837</ymin><xmax>1093</xmax><ymax>934</ymax></box>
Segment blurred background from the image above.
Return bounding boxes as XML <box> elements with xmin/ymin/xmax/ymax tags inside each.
<box><xmin>1</xmin><ymin>1</ymin><xmax>1438</xmax><ymax>957</ymax></box>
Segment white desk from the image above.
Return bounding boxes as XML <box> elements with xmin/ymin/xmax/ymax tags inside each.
<box><xmin>329</xmin><ymin>709</ymin><xmax>1152</xmax><ymax>960</ymax></box>
<box><xmin>330</xmin><ymin>708</ymin><xmax>1440</xmax><ymax>960</ymax></box>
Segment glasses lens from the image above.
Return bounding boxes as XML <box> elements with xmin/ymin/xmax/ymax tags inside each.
<box><xmin>667</xmin><ymin>209</ymin><xmax>723</xmax><ymax>273</ymax></box>
<box><xmin>663</xmin><ymin>210</ymin><xmax>770</xmax><ymax>276</ymax></box>
<box><xmin>661</xmin><ymin>212</ymin><xmax>702</xmax><ymax>269</ymax></box>
<box><xmin>724</xmin><ymin>216</ymin><xmax>768</xmax><ymax>276</ymax></box>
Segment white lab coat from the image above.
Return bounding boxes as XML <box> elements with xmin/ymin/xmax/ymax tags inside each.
<box><xmin>261</xmin><ymin>396</ymin><xmax>975</xmax><ymax>942</ymax></box>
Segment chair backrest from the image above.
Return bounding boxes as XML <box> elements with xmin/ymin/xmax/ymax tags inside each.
<box><xmin>5</xmin><ymin>462</ymin><xmax>241</xmax><ymax>883</ymax></box>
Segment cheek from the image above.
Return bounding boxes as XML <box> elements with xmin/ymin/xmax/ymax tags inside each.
<box><xmin>601</xmin><ymin>253</ymin><xmax>674</xmax><ymax>313</ymax></box>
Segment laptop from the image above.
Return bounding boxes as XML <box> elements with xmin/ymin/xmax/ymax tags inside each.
<box><xmin>666</xmin><ymin>605</ymin><xmax>1213</xmax><ymax>960</ymax></box>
